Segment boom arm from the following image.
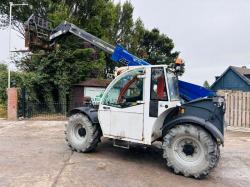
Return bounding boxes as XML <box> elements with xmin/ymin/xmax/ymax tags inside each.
<box><xmin>50</xmin><ymin>21</ymin><xmax>115</xmax><ymax>54</ymax></box>
<box><xmin>25</xmin><ymin>14</ymin><xmax>149</xmax><ymax>66</ymax></box>
<box><xmin>50</xmin><ymin>22</ymin><xmax>150</xmax><ymax>66</ymax></box>
<box><xmin>25</xmin><ymin>14</ymin><xmax>213</xmax><ymax>101</ymax></box>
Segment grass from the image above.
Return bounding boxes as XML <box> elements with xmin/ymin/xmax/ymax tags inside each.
<box><xmin>29</xmin><ymin>114</ymin><xmax>67</xmax><ymax>120</ymax></box>
<box><xmin>0</xmin><ymin>104</ymin><xmax>7</xmax><ymax>118</ymax></box>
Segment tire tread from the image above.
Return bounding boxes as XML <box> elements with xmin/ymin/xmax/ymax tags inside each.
<box><xmin>162</xmin><ymin>124</ymin><xmax>220</xmax><ymax>178</ymax></box>
<box><xmin>65</xmin><ymin>113</ymin><xmax>101</xmax><ymax>153</ymax></box>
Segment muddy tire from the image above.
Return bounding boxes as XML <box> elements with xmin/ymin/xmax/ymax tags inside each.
<box><xmin>162</xmin><ymin>124</ymin><xmax>220</xmax><ymax>178</ymax></box>
<box><xmin>65</xmin><ymin>113</ymin><xmax>101</xmax><ymax>152</ymax></box>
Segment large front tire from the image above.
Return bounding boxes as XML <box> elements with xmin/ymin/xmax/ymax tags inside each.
<box><xmin>65</xmin><ymin>113</ymin><xmax>101</xmax><ymax>152</ymax></box>
<box><xmin>163</xmin><ymin>124</ymin><xmax>220</xmax><ymax>178</ymax></box>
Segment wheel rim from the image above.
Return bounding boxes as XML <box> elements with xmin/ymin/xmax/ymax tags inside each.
<box><xmin>73</xmin><ymin>124</ymin><xmax>87</xmax><ymax>141</ymax></box>
<box><xmin>172</xmin><ymin>136</ymin><xmax>205</xmax><ymax>166</ymax></box>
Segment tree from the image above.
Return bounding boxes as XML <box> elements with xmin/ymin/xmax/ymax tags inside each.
<box><xmin>2</xmin><ymin>1</ymin><xmax>113</xmax><ymax>105</ymax></box>
<box><xmin>130</xmin><ymin>18</ymin><xmax>145</xmax><ymax>54</ymax></box>
<box><xmin>0</xmin><ymin>63</ymin><xmax>27</xmax><ymax>105</ymax></box>
<box><xmin>0</xmin><ymin>0</ymin><xmax>181</xmax><ymax>105</ymax></box>
<box><xmin>203</xmin><ymin>80</ymin><xmax>210</xmax><ymax>88</ymax></box>
<box><xmin>0</xmin><ymin>0</ymin><xmax>60</xmax><ymax>37</ymax></box>
<box><xmin>17</xmin><ymin>36</ymin><xmax>106</xmax><ymax>105</ymax></box>
<box><xmin>139</xmin><ymin>28</ymin><xmax>179</xmax><ymax>64</ymax></box>
<box><xmin>112</xmin><ymin>1</ymin><xmax>134</xmax><ymax>47</ymax></box>
<box><xmin>0</xmin><ymin>64</ymin><xmax>7</xmax><ymax>104</ymax></box>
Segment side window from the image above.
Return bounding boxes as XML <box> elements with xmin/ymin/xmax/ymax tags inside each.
<box><xmin>102</xmin><ymin>69</ymin><xmax>144</xmax><ymax>108</ymax></box>
<box><xmin>150</xmin><ymin>67</ymin><xmax>168</xmax><ymax>101</ymax></box>
<box><xmin>166</xmin><ymin>72</ymin><xmax>179</xmax><ymax>101</ymax></box>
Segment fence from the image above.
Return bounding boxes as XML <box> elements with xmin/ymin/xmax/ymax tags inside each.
<box><xmin>18</xmin><ymin>102</ymin><xmax>68</xmax><ymax>120</ymax></box>
<box><xmin>18</xmin><ymin>100</ymin><xmax>87</xmax><ymax>120</ymax></box>
<box><xmin>221</xmin><ymin>91</ymin><xmax>250</xmax><ymax>128</ymax></box>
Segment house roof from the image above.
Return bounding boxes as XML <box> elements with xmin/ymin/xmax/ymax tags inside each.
<box><xmin>232</xmin><ymin>66</ymin><xmax>250</xmax><ymax>76</ymax></box>
<box><xmin>211</xmin><ymin>66</ymin><xmax>250</xmax><ymax>88</ymax></box>
<box><xmin>230</xmin><ymin>66</ymin><xmax>250</xmax><ymax>85</ymax></box>
<box><xmin>74</xmin><ymin>78</ymin><xmax>112</xmax><ymax>87</ymax></box>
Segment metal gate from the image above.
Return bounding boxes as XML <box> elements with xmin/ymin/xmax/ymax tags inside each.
<box><xmin>18</xmin><ymin>88</ymin><xmax>67</xmax><ymax>120</ymax></box>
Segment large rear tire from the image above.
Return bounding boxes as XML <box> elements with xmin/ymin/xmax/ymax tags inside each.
<box><xmin>65</xmin><ymin>113</ymin><xmax>101</xmax><ymax>152</ymax></box>
<box><xmin>162</xmin><ymin>124</ymin><xmax>220</xmax><ymax>178</ymax></box>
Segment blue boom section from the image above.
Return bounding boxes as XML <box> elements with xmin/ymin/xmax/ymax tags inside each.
<box><xmin>111</xmin><ymin>45</ymin><xmax>150</xmax><ymax>66</ymax></box>
<box><xmin>178</xmin><ymin>80</ymin><xmax>215</xmax><ymax>101</ymax></box>
<box><xmin>111</xmin><ymin>45</ymin><xmax>214</xmax><ymax>101</ymax></box>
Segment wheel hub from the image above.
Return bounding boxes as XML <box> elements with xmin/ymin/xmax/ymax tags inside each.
<box><xmin>173</xmin><ymin>136</ymin><xmax>204</xmax><ymax>164</ymax></box>
<box><xmin>74</xmin><ymin>124</ymin><xmax>86</xmax><ymax>140</ymax></box>
<box><xmin>78</xmin><ymin>127</ymin><xmax>86</xmax><ymax>137</ymax></box>
<box><xmin>182</xmin><ymin>143</ymin><xmax>195</xmax><ymax>156</ymax></box>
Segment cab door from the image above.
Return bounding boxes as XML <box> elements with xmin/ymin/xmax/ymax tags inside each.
<box><xmin>149</xmin><ymin>67</ymin><xmax>173</xmax><ymax>117</ymax></box>
<box><xmin>98</xmin><ymin>68</ymin><xmax>145</xmax><ymax>140</ymax></box>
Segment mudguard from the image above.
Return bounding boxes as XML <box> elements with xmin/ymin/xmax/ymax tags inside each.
<box><xmin>70</xmin><ymin>106</ymin><xmax>99</xmax><ymax>124</ymax></box>
<box><xmin>162</xmin><ymin>115</ymin><xmax>224</xmax><ymax>145</ymax></box>
<box><xmin>162</xmin><ymin>97</ymin><xmax>225</xmax><ymax>145</ymax></box>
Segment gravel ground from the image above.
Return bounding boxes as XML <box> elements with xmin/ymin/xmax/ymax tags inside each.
<box><xmin>0</xmin><ymin>120</ymin><xmax>249</xmax><ymax>187</ymax></box>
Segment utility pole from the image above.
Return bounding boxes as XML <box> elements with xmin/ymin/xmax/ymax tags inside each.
<box><xmin>8</xmin><ymin>2</ymin><xmax>29</xmax><ymax>88</ymax></box>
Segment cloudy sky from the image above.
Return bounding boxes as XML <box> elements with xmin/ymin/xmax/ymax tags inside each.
<box><xmin>1</xmin><ymin>0</ymin><xmax>250</xmax><ymax>85</ymax></box>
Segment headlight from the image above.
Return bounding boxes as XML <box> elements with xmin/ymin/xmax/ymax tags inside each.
<box><xmin>213</xmin><ymin>96</ymin><xmax>225</xmax><ymax>108</ymax></box>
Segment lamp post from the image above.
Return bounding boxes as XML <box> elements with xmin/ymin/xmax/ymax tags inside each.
<box><xmin>8</xmin><ymin>2</ymin><xmax>29</xmax><ymax>88</ymax></box>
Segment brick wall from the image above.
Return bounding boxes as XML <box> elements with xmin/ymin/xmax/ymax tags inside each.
<box><xmin>7</xmin><ymin>88</ymin><xmax>18</xmax><ymax>120</ymax></box>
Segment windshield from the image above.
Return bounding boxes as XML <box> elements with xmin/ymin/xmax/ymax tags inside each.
<box><xmin>101</xmin><ymin>68</ymin><xmax>144</xmax><ymax>108</ymax></box>
<box><xmin>166</xmin><ymin>72</ymin><xmax>179</xmax><ymax>101</ymax></box>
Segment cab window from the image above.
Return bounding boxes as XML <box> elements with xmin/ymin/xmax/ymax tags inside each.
<box><xmin>167</xmin><ymin>72</ymin><xmax>179</xmax><ymax>101</ymax></box>
<box><xmin>150</xmin><ymin>67</ymin><xmax>168</xmax><ymax>101</ymax></box>
<box><xmin>102</xmin><ymin>68</ymin><xmax>144</xmax><ymax>108</ymax></box>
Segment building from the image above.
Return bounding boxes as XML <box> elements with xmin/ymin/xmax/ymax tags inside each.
<box><xmin>70</xmin><ymin>78</ymin><xmax>111</xmax><ymax>108</ymax></box>
<box><xmin>211</xmin><ymin>66</ymin><xmax>250</xmax><ymax>91</ymax></box>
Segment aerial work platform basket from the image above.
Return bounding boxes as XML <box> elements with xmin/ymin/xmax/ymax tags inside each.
<box><xmin>24</xmin><ymin>14</ymin><xmax>53</xmax><ymax>51</ymax></box>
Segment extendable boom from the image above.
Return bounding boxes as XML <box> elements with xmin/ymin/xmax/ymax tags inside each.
<box><xmin>50</xmin><ymin>21</ymin><xmax>115</xmax><ymax>54</ymax></box>
<box><xmin>50</xmin><ymin>22</ymin><xmax>150</xmax><ymax>66</ymax></box>
<box><xmin>25</xmin><ymin>14</ymin><xmax>213</xmax><ymax>102</ymax></box>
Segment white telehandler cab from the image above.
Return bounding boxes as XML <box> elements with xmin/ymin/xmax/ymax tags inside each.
<box><xmin>25</xmin><ymin>14</ymin><xmax>225</xmax><ymax>178</ymax></box>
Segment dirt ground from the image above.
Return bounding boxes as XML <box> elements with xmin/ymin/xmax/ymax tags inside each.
<box><xmin>0</xmin><ymin>120</ymin><xmax>249</xmax><ymax>187</ymax></box>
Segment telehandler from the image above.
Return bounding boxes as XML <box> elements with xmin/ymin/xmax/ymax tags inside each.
<box><xmin>25</xmin><ymin>14</ymin><xmax>225</xmax><ymax>178</ymax></box>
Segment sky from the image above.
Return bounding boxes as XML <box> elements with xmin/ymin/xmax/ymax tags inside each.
<box><xmin>1</xmin><ymin>0</ymin><xmax>250</xmax><ymax>85</ymax></box>
<box><xmin>0</xmin><ymin>28</ymin><xmax>24</xmax><ymax>70</ymax></box>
